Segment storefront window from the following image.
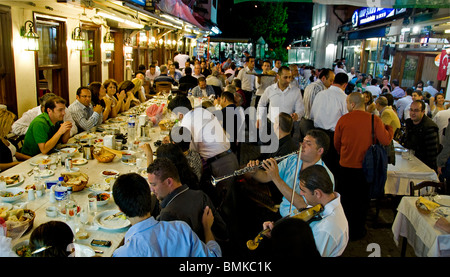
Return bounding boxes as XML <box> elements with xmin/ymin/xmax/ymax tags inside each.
<box><xmin>401</xmin><ymin>55</ymin><xmax>419</xmax><ymax>88</ymax></box>
<box><xmin>80</xmin><ymin>24</ymin><xmax>101</xmax><ymax>86</ymax></box>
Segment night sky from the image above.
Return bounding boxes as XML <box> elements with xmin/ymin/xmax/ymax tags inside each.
<box><xmin>216</xmin><ymin>0</ymin><xmax>313</xmax><ymax>46</ymax></box>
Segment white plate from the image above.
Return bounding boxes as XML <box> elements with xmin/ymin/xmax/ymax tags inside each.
<box><xmin>94</xmin><ymin>210</ymin><xmax>130</xmax><ymax>230</ymax></box>
<box><xmin>75</xmin><ymin>133</ymin><xmax>97</xmax><ymax>140</ymax></box>
<box><xmin>434</xmin><ymin>195</ymin><xmax>450</xmax><ymax>207</ymax></box>
<box><xmin>101</xmin><ymin>169</ymin><xmax>119</xmax><ymax>178</ymax></box>
<box><xmin>0</xmin><ymin>202</ymin><xmax>13</xmax><ymax>213</ymax></box>
<box><xmin>71</xmin><ymin>158</ymin><xmax>88</xmax><ymax>166</ymax></box>
<box><xmin>37</xmin><ymin>170</ymin><xmax>55</xmax><ymax>178</ymax></box>
<box><xmin>1</xmin><ymin>174</ymin><xmax>25</xmax><ymax>187</ymax></box>
<box><xmin>29</xmin><ymin>156</ymin><xmax>56</xmax><ymax>166</ymax></box>
<box><xmin>89</xmin><ymin>183</ymin><xmax>111</xmax><ymax>192</ymax></box>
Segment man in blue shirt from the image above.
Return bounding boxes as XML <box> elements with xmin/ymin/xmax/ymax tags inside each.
<box><xmin>112</xmin><ymin>173</ymin><xmax>221</xmax><ymax>257</ymax></box>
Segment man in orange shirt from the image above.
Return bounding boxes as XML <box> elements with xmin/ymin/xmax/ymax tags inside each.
<box><xmin>334</xmin><ymin>92</ymin><xmax>393</xmax><ymax>240</ymax></box>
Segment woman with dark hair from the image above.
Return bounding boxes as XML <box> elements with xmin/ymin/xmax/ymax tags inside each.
<box><xmin>89</xmin><ymin>81</ymin><xmax>112</xmax><ymax>123</ymax></box>
<box><xmin>116</xmin><ymin>80</ymin><xmax>139</xmax><ymax>112</ymax></box>
<box><xmin>103</xmin><ymin>79</ymin><xmax>121</xmax><ymax>118</ymax></box>
<box><xmin>29</xmin><ymin>221</ymin><xmax>74</xmax><ymax>257</ymax></box>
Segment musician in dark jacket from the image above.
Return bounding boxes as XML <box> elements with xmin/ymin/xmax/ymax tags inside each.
<box><xmin>403</xmin><ymin>100</ymin><xmax>439</xmax><ymax>171</ymax></box>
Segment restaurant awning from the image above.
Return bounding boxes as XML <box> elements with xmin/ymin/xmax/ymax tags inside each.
<box><xmin>233</xmin><ymin>0</ymin><xmax>449</xmax><ymax>8</ymax></box>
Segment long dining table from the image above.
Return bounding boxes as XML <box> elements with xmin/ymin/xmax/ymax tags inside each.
<box><xmin>1</xmin><ymin>97</ymin><xmax>171</xmax><ymax>257</ymax></box>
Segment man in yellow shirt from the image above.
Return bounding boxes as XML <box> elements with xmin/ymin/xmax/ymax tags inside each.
<box><xmin>375</xmin><ymin>96</ymin><xmax>400</xmax><ymax>133</ymax></box>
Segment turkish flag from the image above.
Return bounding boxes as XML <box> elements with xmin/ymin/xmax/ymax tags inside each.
<box><xmin>437</xmin><ymin>50</ymin><xmax>449</xmax><ymax>81</ymax></box>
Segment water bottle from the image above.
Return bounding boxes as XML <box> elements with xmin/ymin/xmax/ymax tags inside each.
<box><xmin>127</xmin><ymin>115</ymin><xmax>136</xmax><ymax>148</ymax></box>
<box><xmin>54</xmin><ymin>177</ymin><xmax>67</xmax><ymax>201</ymax></box>
<box><xmin>65</xmin><ymin>187</ymin><xmax>79</xmax><ymax>232</ymax></box>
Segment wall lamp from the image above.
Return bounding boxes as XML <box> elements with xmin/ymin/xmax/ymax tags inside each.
<box><xmin>21</xmin><ymin>20</ymin><xmax>39</xmax><ymax>51</ymax></box>
<box><xmin>72</xmin><ymin>26</ymin><xmax>85</xmax><ymax>51</ymax></box>
<box><xmin>104</xmin><ymin>31</ymin><xmax>115</xmax><ymax>52</ymax></box>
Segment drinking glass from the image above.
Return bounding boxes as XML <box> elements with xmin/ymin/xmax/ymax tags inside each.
<box><xmin>88</xmin><ymin>195</ymin><xmax>97</xmax><ymax>216</ymax></box>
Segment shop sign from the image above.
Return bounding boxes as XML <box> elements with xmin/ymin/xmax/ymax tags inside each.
<box><xmin>352</xmin><ymin>8</ymin><xmax>407</xmax><ymax>27</ymax></box>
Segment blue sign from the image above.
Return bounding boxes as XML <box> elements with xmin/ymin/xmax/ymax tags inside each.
<box><xmin>352</xmin><ymin>8</ymin><xmax>407</xmax><ymax>27</ymax></box>
<box><xmin>125</xmin><ymin>0</ymin><xmax>146</xmax><ymax>7</ymax></box>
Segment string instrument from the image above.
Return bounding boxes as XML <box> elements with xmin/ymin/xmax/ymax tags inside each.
<box><xmin>246</xmin><ymin>204</ymin><xmax>324</xmax><ymax>250</ymax></box>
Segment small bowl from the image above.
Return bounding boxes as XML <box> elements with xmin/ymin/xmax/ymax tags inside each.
<box><xmin>60</xmin><ymin>147</ymin><xmax>78</xmax><ymax>157</ymax></box>
<box><xmin>88</xmin><ymin>192</ymin><xmax>110</xmax><ymax>206</ymax></box>
<box><xmin>0</xmin><ymin>188</ymin><xmax>25</xmax><ymax>202</ymax></box>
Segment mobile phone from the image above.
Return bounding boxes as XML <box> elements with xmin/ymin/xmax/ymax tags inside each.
<box><xmin>91</xmin><ymin>239</ymin><xmax>112</xmax><ymax>247</ymax></box>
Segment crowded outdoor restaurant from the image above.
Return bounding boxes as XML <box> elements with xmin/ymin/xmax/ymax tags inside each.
<box><xmin>0</xmin><ymin>0</ymin><xmax>449</xmax><ymax>263</ymax></box>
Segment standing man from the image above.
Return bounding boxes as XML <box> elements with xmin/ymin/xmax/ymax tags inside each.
<box><xmin>21</xmin><ymin>96</ymin><xmax>72</xmax><ymax>156</ymax></box>
<box><xmin>301</xmin><ymin>68</ymin><xmax>335</xmax><ymax>140</ymax></box>
<box><xmin>272</xmin><ymin>59</ymin><xmax>282</xmax><ymax>73</ymax></box>
<box><xmin>309</xmin><ymin>72</ymin><xmax>349</xmax><ymax>176</ymax></box>
<box><xmin>173</xmin><ymin>51</ymin><xmax>190</xmax><ymax>70</ymax></box>
<box><xmin>254</xmin><ymin>60</ymin><xmax>276</xmax><ymax>108</ymax></box>
<box><xmin>235</xmin><ymin>56</ymin><xmax>256</xmax><ymax>109</ymax></box>
<box><xmin>68</xmin><ymin>86</ymin><xmax>103</xmax><ymax>133</ymax></box>
<box><xmin>403</xmin><ymin>100</ymin><xmax>439</xmax><ymax>170</ymax></box>
<box><xmin>257</xmin><ymin>66</ymin><xmax>304</xmax><ymax>151</ymax></box>
<box><xmin>334</xmin><ymin>92</ymin><xmax>393</xmax><ymax>240</ymax></box>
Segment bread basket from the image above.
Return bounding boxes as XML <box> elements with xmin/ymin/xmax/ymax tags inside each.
<box><xmin>61</xmin><ymin>172</ymin><xmax>89</xmax><ymax>192</ymax></box>
<box><xmin>6</xmin><ymin>209</ymin><xmax>35</xmax><ymax>240</ymax></box>
<box><xmin>93</xmin><ymin>147</ymin><xmax>116</xmax><ymax>163</ymax></box>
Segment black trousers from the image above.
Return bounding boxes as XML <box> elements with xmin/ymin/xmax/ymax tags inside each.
<box><xmin>336</xmin><ymin>166</ymin><xmax>370</xmax><ymax>240</ymax></box>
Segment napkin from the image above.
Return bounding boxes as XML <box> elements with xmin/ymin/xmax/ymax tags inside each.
<box><xmin>416</xmin><ymin>196</ymin><xmax>440</xmax><ymax>213</ymax></box>
<box><xmin>146</xmin><ymin>104</ymin><xmax>165</xmax><ymax>125</ymax></box>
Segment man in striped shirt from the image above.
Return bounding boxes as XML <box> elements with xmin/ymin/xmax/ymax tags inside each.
<box><xmin>68</xmin><ymin>86</ymin><xmax>103</xmax><ymax>133</ymax></box>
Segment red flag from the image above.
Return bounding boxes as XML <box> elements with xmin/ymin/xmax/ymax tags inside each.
<box><xmin>437</xmin><ymin>50</ymin><xmax>449</xmax><ymax>81</ymax></box>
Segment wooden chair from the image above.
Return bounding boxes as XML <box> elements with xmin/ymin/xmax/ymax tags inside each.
<box><xmin>401</xmin><ymin>180</ymin><xmax>447</xmax><ymax>257</ymax></box>
<box><xmin>409</xmin><ymin>181</ymin><xmax>446</xmax><ymax>196</ymax></box>
<box><xmin>155</xmin><ymin>81</ymin><xmax>172</xmax><ymax>94</ymax></box>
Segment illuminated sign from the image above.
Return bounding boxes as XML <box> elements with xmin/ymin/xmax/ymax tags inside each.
<box><xmin>352</xmin><ymin>8</ymin><xmax>407</xmax><ymax>27</ymax></box>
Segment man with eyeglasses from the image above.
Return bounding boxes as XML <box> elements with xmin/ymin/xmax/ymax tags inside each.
<box><xmin>68</xmin><ymin>86</ymin><xmax>103</xmax><ymax>133</ymax></box>
<box><xmin>403</xmin><ymin>100</ymin><xmax>439</xmax><ymax>171</ymax></box>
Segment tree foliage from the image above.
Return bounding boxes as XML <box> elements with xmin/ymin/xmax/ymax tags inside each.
<box><xmin>239</xmin><ymin>3</ymin><xmax>289</xmax><ymax>61</ymax></box>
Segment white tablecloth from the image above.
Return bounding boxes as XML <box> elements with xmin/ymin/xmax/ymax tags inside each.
<box><xmin>386</xmin><ymin>142</ymin><xmax>439</xmax><ymax>195</ymax></box>
<box><xmin>1</xmin><ymin>99</ymin><xmax>168</xmax><ymax>257</ymax></box>
<box><xmin>392</xmin><ymin>196</ymin><xmax>450</xmax><ymax>257</ymax></box>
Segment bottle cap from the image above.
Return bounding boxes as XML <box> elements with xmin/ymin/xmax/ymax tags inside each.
<box><xmin>59</xmin><ymin>177</ymin><xmax>64</xmax><ymax>181</ymax></box>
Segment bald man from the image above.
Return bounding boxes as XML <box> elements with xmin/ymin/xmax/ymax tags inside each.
<box><xmin>334</xmin><ymin>92</ymin><xmax>393</xmax><ymax>240</ymax></box>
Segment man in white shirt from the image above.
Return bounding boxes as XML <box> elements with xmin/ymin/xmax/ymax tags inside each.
<box><xmin>433</xmin><ymin>109</ymin><xmax>450</xmax><ymax>147</ymax></box>
<box><xmin>12</xmin><ymin>93</ymin><xmax>78</xmax><ymax>137</ymax></box>
<box><xmin>257</xmin><ymin>66</ymin><xmax>304</xmax><ymax>152</ymax></box>
<box><xmin>236</xmin><ymin>56</ymin><xmax>256</xmax><ymax>109</ymax></box>
<box><xmin>255</xmin><ymin>60</ymin><xmax>276</xmax><ymax>108</ymax></box>
<box><xmin>334</xmin><ymin>62</ymin><xmax>346</xmax><ymax>74</ymax></box>
<box><xmin>145</xmin><ymin>64</ymin><xmax>160</xmax><ymax>82</ymax></box>
<box><xmin>309</xmin><ymin>72</ymin><xmax>349</xmax><ymax>175</ymax></box>
<box><xmin>310</xmin><ymin>73</ymin><xmax>348</xmax><ymax>132</ymax></box>
<box><xmin>396</xmin><ymin>87</ymin><xmax>413</xmax><ymax>122</ymax></box>
<box><xmin>364</xmin><ymin>78</ymin><xmax>382</xmax><ymax>99</ymax></box>
<box><xmin>173</xmin><ymin>52</ymin><xmax>190</xmax><ymax>70</ymax></box>
<box><xmin>347</xmin><ymin>67</ymin><xmax>356</xmax><ymax>81</ymax></box>
<box><xmin>260</xmin><ymin>164</ymin><xmax>348</xmax><ymax>257</ymax></box>
<box><xmin>272</xmin><ymin>59</ymin><xmax>282</xmax><ymax>73</ymax></box>
<box><xmin>192</xmin><ymin>64</ymin><xmax>205</xmax><ymax>79</ymax></box>
<box><xmin>423</xmin><ymin>80</ymin><xmax>439</xmax><ymax>97</ymax></box>
<box><xmin>68</xmin><ymin>87</ymin><xmax>103</xmax><ymax>133</ymax></box>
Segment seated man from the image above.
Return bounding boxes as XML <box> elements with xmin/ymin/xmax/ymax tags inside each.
<box><xmin>247</xmin><ymin>128</ymin><xmax>334</xmax><ymax>217</ymax></box>
<box><xmin>178</xmin><ymin>67</ymin><xmax>198</xmax><ymax>92</ymax></box>
<box><xmin>21</xmin><ymin>96</ymin><xmax>72</xmax><ymax>156</ymax></box>
<box><xmin>168</xmin><ymin>63</ymin><xmax>182</xmax><ymax>83</ymax></box>
<box><xmin>263</xmin><ymin>165</ymin><xmax>348</xmax><ymax>257</ymax></box>
<box><xmin>112</xmin><ymin>173</ymin><xmax>221</xmax><ymax>257</ymax></box>
<box><xmin>12</xmin><ymin>93</ymin><xmax>77</xmax><ymax>137</ymax></box>
<box><xmin>153</xmin><ymin>65</ymin><xmax>177</xmax><ymax>86</ymax></box>
<box><xmin>191</xmin><ymin>77</ymin><xmax>215</xmax><ymax>98</ymax></box>
<box><xmin>147</xmin><ymin>158</ymin><xmax>228</xmax><ymax>243</ymax></box>
<box><xmin>403</xmin><ymin>100</ymin><xmax>439</xmax><ymax>170</ymax></box>
<box><xmin>68</xmin><ymin>86</ymin><xmax>103</xmax><ymax>133</ymax></box>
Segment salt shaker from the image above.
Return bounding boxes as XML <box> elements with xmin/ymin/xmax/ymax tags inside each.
<box><xmin>28</xmin><ymin>189</ymin><xmax>36</xmax><ymax>201</ymax></box>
